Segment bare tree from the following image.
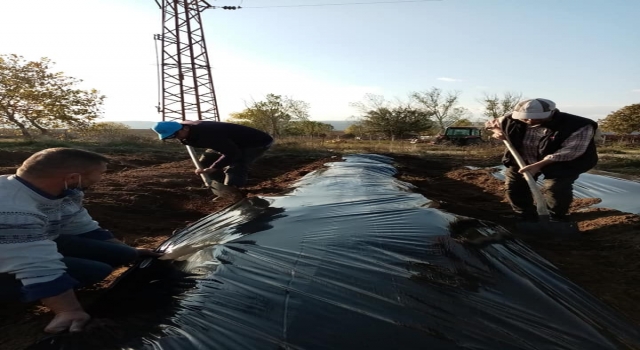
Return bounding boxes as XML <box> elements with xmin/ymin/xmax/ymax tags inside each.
<box><xmin>411</xmin><ymin>87</ymin><xmax>469</xmax><ymax>131</ymax></box>
<box><xmin>349</xmin><ymin>93</ymin><xmax>388</xmax><ymax>113</ymax></box>
<box><xmin>479</xmin><ymin>92</ymin><xmax>522</xmax><ymax>119</ymax></box>
<box><xmin>285</xmin><ymin>97</ymin><xmax>311</xmax><ymax>121</ymax></box>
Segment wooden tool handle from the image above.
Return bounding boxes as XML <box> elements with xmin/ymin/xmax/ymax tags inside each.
<box><xmin>186</xmin><ymin>145</ymin><xmax>212</xmax><ymax>186</ymax></box>
<box><xmin>501</xmin><ymin>137</ymin><xmax>551</xmax><ymax>218</ymax></box>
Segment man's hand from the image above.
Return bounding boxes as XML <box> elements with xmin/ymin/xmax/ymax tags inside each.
<box><xmin>44</xmin><ymin>310</ymin><xmax>91</xmax><ymax>334</ymax></box>
<box><xmin>41</xmin><ymin>289</ymin><xmax>90</xmax><ymax>334</ymax></box>
<box><xmin>136</xmin><ymin>248</ymin><xmax>164</xmax><ymax>257</ymax></box>
<box><xmin>518</xmin><ymin>163</ymin><xmax>544</xmax><ymax>175</ymax></box>
<box><xmin>106</xmin><ymin>239</ymin><xmax>162</xmax><ymax>257</ymax></box>
<box><xmin>195</xmin><ymin>167</ymin><xmax>218</xmax><ymax>175</ymax></box>
<box><xmin>484</xmin><ymin>119</ymin><xmax>505</xmax><ymax>140</ymax></box>
<box><xmin>489</xmin><ymin>130</ymin><xmax>506</xmax><ymax>140</ymax></box>
<box><xmin>484</xmin><ymin>119</ymin><xmax>500</xmax><ymax>129</ymax></box>
<box><xmin>518</xmin><ymin>159</ymin><xmax>554</xmax><ymax>175</ymax></box>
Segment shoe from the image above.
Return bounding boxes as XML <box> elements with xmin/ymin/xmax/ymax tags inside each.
<box><xmin>220</xmin><ymin>186</ymin><xmax>245</xmax><ymax>202</ymax></box>
<box><xmin>550</xmin><ymin>215</ymin><xmax>570</xmax><ymax>222</ymax></box>
<box><xmin>516</xmin><ymin>212</ymin><xmax>539</xmax><ymax>223</ymax></box>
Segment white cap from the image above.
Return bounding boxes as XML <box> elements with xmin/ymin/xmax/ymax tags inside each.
<box><xmin>512</xmin><ymin>98</ymin><xmax>557</xmax><ymax>120</ymax></box>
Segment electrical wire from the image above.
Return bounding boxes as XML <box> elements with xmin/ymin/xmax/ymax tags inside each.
<box><xmin>242</xmin><ymin>0</ymin><xmax>441</xmax><ymax>9</ymax></box>
<box><xmin>154</xmin><ymin>37</ymin><xmax>162</xmax><ymax>113</ymax></box>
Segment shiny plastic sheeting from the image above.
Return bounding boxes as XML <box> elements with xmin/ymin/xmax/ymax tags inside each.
<box><xmin>491</xmin><ymin>166</ymin><xmax>640</xmax><ymax>214</ymax></box>
<box><xmin>30</xmin><ymin>154</ymin><xmax>640</xmax><ymax>350</ymax></box>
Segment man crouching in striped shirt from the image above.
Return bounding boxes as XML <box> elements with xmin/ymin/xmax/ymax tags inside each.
<box><xmin>0</xmin><ymin>148</ymin><xmax>162</xmax><ymax>334</ymax></box>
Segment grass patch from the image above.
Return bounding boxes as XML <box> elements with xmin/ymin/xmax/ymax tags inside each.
<box><xmin>275</xmin><ymin>137</ymin><xmax>505</xmax><ymax>157</ymax></box>
<box><xmin>598</xmin><ymin>147</ymin><xmax>628</xmax><ymax>155</ymax></box>
<box><xmin>596</xmin><ymin>156</ymin><xmax>640</xmax><ymax>175</ymax></box>
<box><xmin>1</xmin><ymin>137</ymin><xmax>638</xmax><ymax>176</ymax></box>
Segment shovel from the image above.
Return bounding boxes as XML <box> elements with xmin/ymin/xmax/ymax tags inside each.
<box><xmin>185</xmin><ymin>145</ymin><xmax>243</xmax><ymax>201</ymax></box>
<box><xmin>501</xmin><ymin>137</ymin><xmax>581</xmax><ymax>239</ymax></box>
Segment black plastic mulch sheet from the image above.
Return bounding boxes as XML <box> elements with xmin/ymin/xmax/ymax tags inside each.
<box><xmin>29</xmin><ymin>154</ymin><xmax>640</xmax><ymax>350</ymax></box>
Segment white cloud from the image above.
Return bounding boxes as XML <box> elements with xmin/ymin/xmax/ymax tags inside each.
<box><xmin>632</xmin><ymin>89</ymin><xmax>640</xmax><ymax>93</ymax></box>
<box><xmin>475</xmin><ymin>85</ymin><xmax>489</xmax><ymax>89</ymax></box>
<box><xmin>436</xmin><ymin>77</ymin><xmax>462</xmax><ymax>82</ymax></box>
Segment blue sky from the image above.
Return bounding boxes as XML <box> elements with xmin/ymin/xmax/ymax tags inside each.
<box><xmin>1</xmin><ymin>0</ymin><xmax>638</xmax><ymax>123</ymax></box>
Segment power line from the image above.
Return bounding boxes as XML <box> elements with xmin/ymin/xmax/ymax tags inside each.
<box><xmin>224</xmin><ymin>0</ymin><xmax>441</xmax><ymax>9</ymax></box>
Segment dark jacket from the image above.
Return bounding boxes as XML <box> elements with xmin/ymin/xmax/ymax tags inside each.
<box><xmin>501</xmin><ymin>111</ymin><xmax>598</xmax><ymax>178</ymax></box>
<box><xmin>180</xmin><ymin>121</ymin><xmax>273</xmax><ymax>168</ymax></box>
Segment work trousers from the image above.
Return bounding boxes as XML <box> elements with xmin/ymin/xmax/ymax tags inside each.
<box><xmin>199</xmin><ymin>144</ymin><xmax>271</xmax><ymax>187</ymax></box>
<box><xmin>504</xmin><ymin>166</ymin><xmax>579</xmax><ymax>220</ymax></box>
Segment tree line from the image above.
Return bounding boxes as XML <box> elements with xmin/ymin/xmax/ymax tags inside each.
<box><xmin>342</xmin><ymin>90</ymin><xmax>523</xmax><ymax>140</ymax></box>
<box><xmin>0</xmin><ymin>55</ymin><xmax>104</xmax><ymax>139</ymax></box>
<box><xmin>227</xmin><ymin>94</ymin><xmax>334</xmax><ymax>138</ymax></box>
<box><xmin>1</xmin><ymin>54</ymin><xmax>638</xmax><ymax>140</ymax></box>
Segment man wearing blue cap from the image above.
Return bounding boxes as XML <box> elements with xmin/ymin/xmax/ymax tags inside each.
<box><xmin>152</xmin><ymin>120</ymin><xmax>274</xmax><ymax>199</ymax></box>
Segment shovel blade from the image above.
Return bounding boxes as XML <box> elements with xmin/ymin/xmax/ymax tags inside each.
<box><xmin>515</xmin><ymin>220</ymin><xmax>581</xmax><ymax>239</ymax></box>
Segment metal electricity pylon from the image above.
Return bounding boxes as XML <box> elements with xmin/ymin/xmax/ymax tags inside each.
<box><xmin>154</xmin><ymin>0</ymin><xmax>220</xmax><ymax>122</ymax></box>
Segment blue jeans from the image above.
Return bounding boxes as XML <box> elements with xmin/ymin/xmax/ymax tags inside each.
<box><xmin>0</xmin><ymin>235</ymin><xmax>138</xmax><ymax>301</ymax></box>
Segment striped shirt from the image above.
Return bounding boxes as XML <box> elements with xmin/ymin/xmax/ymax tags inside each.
<box><xmin>0</xmin><ymin>175</ymin><xmax>112</xmax><ymax>302</ymax></box>
<box><xmin>521</xmin><ymin>124</ymin><xmax>595</xmax><ymax>165</ymax></box>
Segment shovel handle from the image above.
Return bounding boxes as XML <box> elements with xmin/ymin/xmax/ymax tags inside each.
<box><xmin>185</xmin><ymin>145</ymin><xmax>212</xmax><ymax>186</ymax></box>
<box><xmin>501</xmin><ymin>138</ymin><xmax>551</xmax><ymax>218</ymax></box>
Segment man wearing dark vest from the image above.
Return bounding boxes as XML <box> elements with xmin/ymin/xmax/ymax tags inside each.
<box><xmin>485</xmin><ymin>98</ymin><xmax>598</xmax><ymax>222</ymax></box>
<box><xmin>152</xmin><ymin>120</ymin><xmax>274</xmax><ymax>200</ymax></box>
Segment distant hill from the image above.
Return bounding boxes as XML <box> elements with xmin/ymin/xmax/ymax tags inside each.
<box><xmin>115</xmin><ymin>120</ymin><xmax>352</xmax><ymax>131</ymax></box>
<box><xmin>321</xmin><ymin>120</ymin><xmax>351</xmax><ymax>131</ymax></box>
<box><xmin>117</xmin><ymin>121</ymin><xmax>157</xmax><ymax>129</ymax></box>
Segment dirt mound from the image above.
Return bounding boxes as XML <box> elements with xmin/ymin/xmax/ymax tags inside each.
<box><xmin>0</xmin><ymin>149</ymin><xmax>34</xmax><ymax>174</ymax></box>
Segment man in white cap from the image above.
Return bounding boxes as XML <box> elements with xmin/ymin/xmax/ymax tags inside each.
<box><xmin>485</xmin><ymin>98</ymin><xmax>598</xmax><ymax>222</ymax></box>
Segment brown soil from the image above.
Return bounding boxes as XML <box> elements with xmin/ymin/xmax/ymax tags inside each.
<box><xmin>1</xmin><ymin>150</ymin><xmax>640</xmax><ymax>349</ymax></box>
